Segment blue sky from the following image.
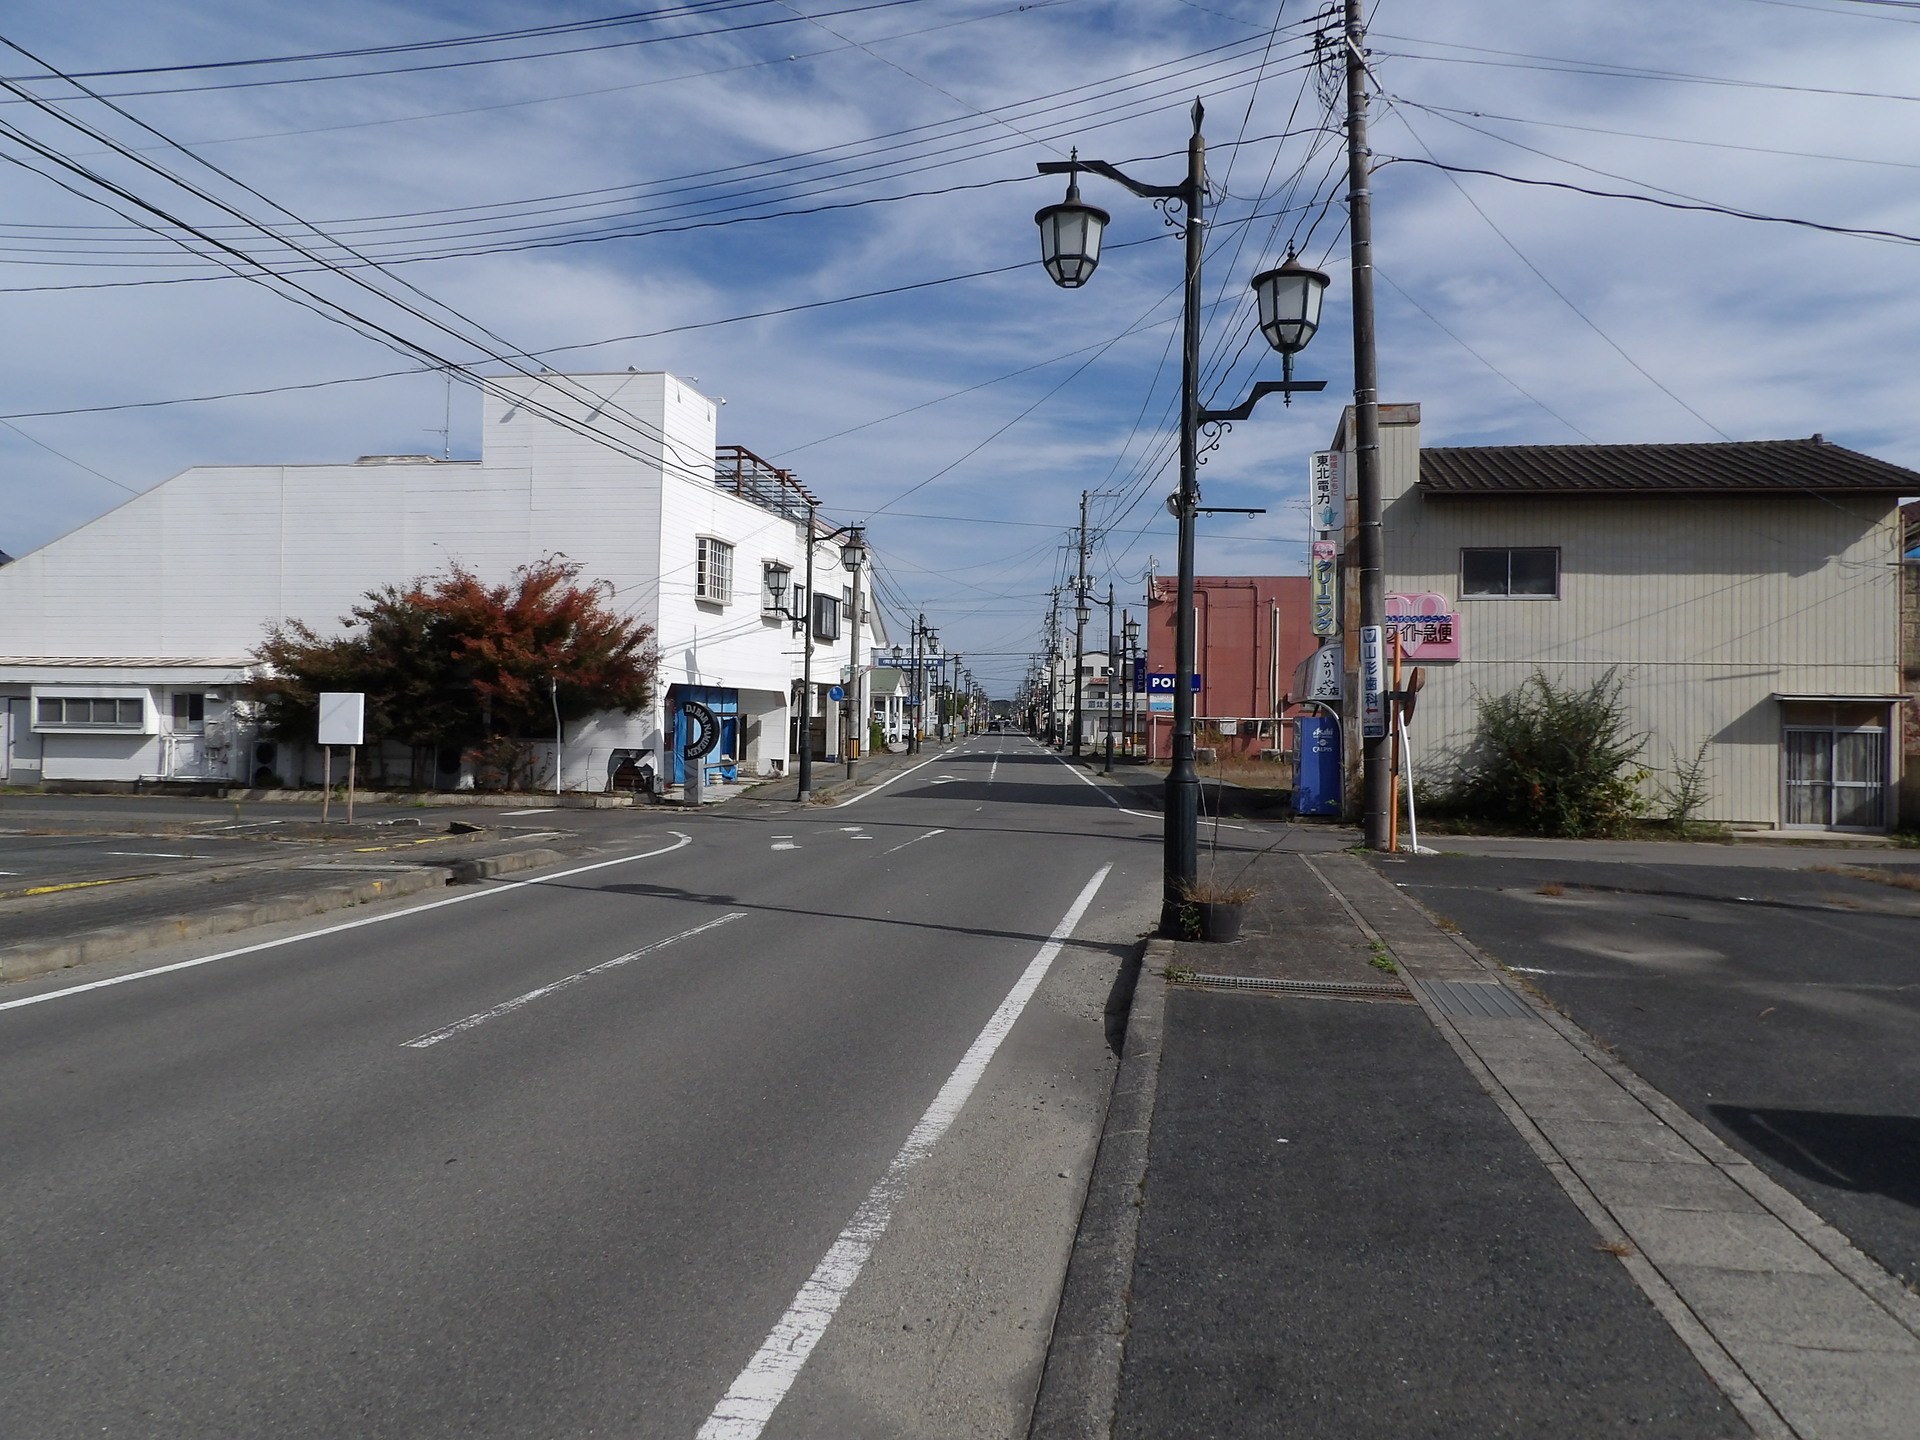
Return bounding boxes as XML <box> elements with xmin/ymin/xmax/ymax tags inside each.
<box><xmin>2</xmin><ymin>0</ymin><xmax>1918</xmax><ymax>694</ymax></box>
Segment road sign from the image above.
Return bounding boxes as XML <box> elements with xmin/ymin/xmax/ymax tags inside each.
<box><xmin>1146</xmin><ymin>672</ymin><xmax>1203</xmax><ymax>693</ymax></box>
<box><xmin>828</xmin><ymin>685</ymin><xmax>846</xmax><ymax>701</ymax></box>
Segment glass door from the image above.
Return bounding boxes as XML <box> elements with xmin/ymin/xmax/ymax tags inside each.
<box><xmin>1783</xmin><ymin>725</ymin><xmax>1886</xmax><ymax>829</ymax></box>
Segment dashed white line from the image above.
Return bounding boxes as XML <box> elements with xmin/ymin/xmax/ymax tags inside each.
<box><xmin>988</xmin><ymin>757</ymin><xmax>1000</xmax><ymax>784</ymax></box>
<box><xmin>695</xmin><ymin>863</ymin><xmax>1113</xmax><ymax>1440</ymax></box>
<box><xmin>0</xmin><ymin>832</ymin><xmax>695</xmax><ymax>1015</ymax></box>
<box><xmin>400</xmin><ymin>911</ymin><xmax>744</xmax><ymax>1048</ymax></box>
<box><xmin>881</xmin><ymin>828</ymin><xmax>945</xmax><ymax>855</ymax></box>
<box><xmin>499</xmin><ymin>808</ymin><xmax>558</xmax><ymax>816</ymax></box>
<box><xmin>104</xmin><ymin>852</ymin><xmax>200</xmax><ymax>859</ymax></box>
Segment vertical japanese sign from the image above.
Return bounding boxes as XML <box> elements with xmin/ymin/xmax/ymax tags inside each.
<box><xmin>1310</xmin><ymin>540</ymin><xmax>1339</xmax><ymax>637</ymax></box>
<box><xmin>1359</xmin><ymin>625</ymin><xmax>1386</xmax><ymax>738</ymax></box>
<box><xmin>1309</xmin><ymin>450</ymin><xmax>1345</xmax><ymax>533</ymax></box>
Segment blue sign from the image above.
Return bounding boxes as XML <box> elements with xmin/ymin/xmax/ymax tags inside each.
<box><xmin>828</xmin><ymin>685</ymin><xmax>846</xmax><ymax>701</ymax></box>
<box><xmin>1294</xmin><ymin>715</ymin><xmax>1342</xmax><ymax>816</ymax></box>
<box><xmin>1146</xmin><ymin>672</ymin><xmax>1203</xmax><ymax>693</ymax></box>
<box><xmin>1133</xmin><ymin>656</ymin><xmax>1146</xmax><ymax>691</ymax></box>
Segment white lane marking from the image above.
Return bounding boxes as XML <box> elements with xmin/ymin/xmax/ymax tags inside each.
<box><xmin>1120</xmin><ymin>808</ymin><xmax>1157</xmax><ymax>819</ymax></box>
<box><xmin>839</xmin><ymin>826</ymin><xmax>864</xmax><ymax>832</ymax></box>
<box><xmin>0</xmin><ymin>832</ymin><xmax>695</xmax><ymax>1014</ymax></box>
<box><xmin>696</xmin><ymin>862</ymin><xmax>1113</xmax><ymax>1440</ymax></box>
<box><xmin>827</xmin><ymin>746</ymin><xmax>958</xmax><ymax>808</ymax></box>
<box><xmin>772</xmin><ymin>844</ymin><xmax>799</xmax><ymax>851</ymax></box>
<box><xmin>881</xmin><ymin>828</ymin><xmax>944</xmax><ymax>855</ymax></box>
<box><xmin>499</xmin><ymin>808</ymin><xmax>559</xmax><ymax>816</ymax></box>
<box><xmin>988</xmin><ymin>757</ymin><xmax>1000</xmax><ymax>784</ymax></box>
<box><xmin>400</xmin><ymin>912</ymin><xmax>745</xmax><ymax>1048</ymax></box>
<box><xmin>1041</xmin><ymin>748</ymin><xmax>1124</xmax><ymax>809</ymax></box>
<box><xmin>104</xmin><ymin>851</ymin><xmax>201</xmax><ymax>859</ymax></box>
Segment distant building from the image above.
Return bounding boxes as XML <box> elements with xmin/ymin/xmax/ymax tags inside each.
<box><xmin>0</xmin><ymin>371</ymin><xmax>887</xmax><ymax>793</ymax></box>
<box><xmin>1325</xmin><ymin>405</ymin><xmax>1915</xmax><ymax>831</ymax></box>
<box><xmin>1142</xmin><ymin>575</ymin><xmax>1315</xmax><ymax>759</ymax></box>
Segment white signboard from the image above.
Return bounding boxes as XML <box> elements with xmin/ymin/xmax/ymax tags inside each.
<box><xmin>1301</xmin><ymin>643</ymin><xmax>1343</xmax><ymax>702</ymax></box>
<box><xmin>1309</xmin><ymin>450</ymin><xmax>1345</xmax><ymax>533</ymax></box>
<box><xmin>1359</xmin><ymin>626</ymin><xmax>1386</xmax><ymax>739</ymax></box>
<box><xmin>317</xmin><ymin>691</ymin><xmax>366</xmax><ymax>747</ymax></box>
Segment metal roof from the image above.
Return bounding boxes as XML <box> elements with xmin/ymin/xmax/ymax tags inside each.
<box><xmin>1418</xmin><ymin>437</ymin><xmax>1920</xmax><ymax>497</ymax></box>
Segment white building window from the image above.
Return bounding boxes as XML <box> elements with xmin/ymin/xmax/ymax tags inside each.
<box><xmin>697</xmin><ymin>536</ymin><xmax>734</xmax><ymax>602</ymax></box>
<box><xmin>37</xmin><ymin>696</ymin><xmax>143</xmax><ymax>728</ymax></box>
<box><xmin>1462</xmin><ymin>547</ymin><xmax>1559</xmax><ymax>598</ymax></box>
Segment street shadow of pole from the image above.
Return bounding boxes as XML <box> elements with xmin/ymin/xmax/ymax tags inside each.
<box><xmin>1709</xmin><ymin>1105</ymin><xmax>1920</xmax><ymax>1209</ymax></box>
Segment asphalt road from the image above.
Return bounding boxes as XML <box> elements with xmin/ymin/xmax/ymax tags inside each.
<box><xmin>1377</xmin><ymin>853</ymin><xmax>1920</xmax><ymax>1291</ymax></box>
<box><xmin>0</xmin><ymin>737</ymin><xmax>1160</xmax><ymax>1440</ymax></box>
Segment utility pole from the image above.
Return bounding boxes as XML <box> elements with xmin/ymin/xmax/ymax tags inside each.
<box><xmin>1345</xmin><ymin>0</ymin><xmax>1389</xmax><ymax>850</ymax></box>
<box><xmin>845</xmin><ymin>533</ymin><xmax>863</xmax><ymax>781</ymax></box>
<box><xmin>1102</xmin><ymin>582</ymin><xmax>1116</xmax><ymax>773</ymax></box>
<box><xmin>910</xmin><ymin>614</ymin><xmax>925</xmax><ymax>754</ymax></box>
<box><xmin>1072</xmin><ymin>490</ymin><xmax>1090</xmax><ymax>759</ymax></box>
<box><xmin>1046</xmin><ymin>587</ymin><xmax>1062</xmax><ymax>747</ymax></box>
<box><xmin>796</xmin><ymin>504</ymin><xmax>818</xmax><ymax>800</ymax></box>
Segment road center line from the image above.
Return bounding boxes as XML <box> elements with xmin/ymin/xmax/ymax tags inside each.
<box><xmin>695</xmin><ymin>862</ymin><xmax>1113</xmax><ymax>1440</ymax></box>
<box><xmin>881</xmin><ymin>828</ymin><xmax>945</xmax><ymax>855</ymax></box>
<box><xmin>0</xmin><ymin>833</ymin><xmax>695</xmax><ymax>1015</ymax></box>
<box><xmin>499</xmin><ymin>808</ymin><xmax>558</xmax><ymax>816</ymax></box>
<box><xmin>400</xmin><ymin>911</ymin><xmax>745</xmax><ymax>1048</ymax></box>
<box><xmin>988</xmin><ymin>756</ymin><xmax>999</xmax><ymax>784</ymax></box>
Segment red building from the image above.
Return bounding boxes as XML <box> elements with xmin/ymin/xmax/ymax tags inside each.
<box><xmin>1142</xmin><ymin>574</ymin><xmax>1315</xmax><ymax>759</ymax></box>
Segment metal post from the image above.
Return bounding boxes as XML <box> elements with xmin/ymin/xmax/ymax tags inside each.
<box><xmin>1163</xmin><ymin>100</ymin><xmax>1207</xmax><ymax>935</ymax></box>
<box><xmin>846</xmin><ymin>544</ymin><xmax>862</xmax><ymax>781</ymax></box>
<box><xmin>1346</xmin><ymin>0</ymin><xmax>1389</xmax><ymax>850</ymax></box>
<box><xmin>551</xmin><ymin>674</ymin><xmax>562</xmax><ymax>796</ymax></box>
<box><xmin>322</xmin><ymin>745</ymin><xmax>331</xmax><ymax>824</ymax></box>
<box><xmin>797</xmin><ymin>503</ymin><xmax>817</xmax><ymax>800</ymax></box>
<box><xmin>1072</xmin><ymin>489</ymin><xmax>1088</xmax><ymax>760</ymax></box>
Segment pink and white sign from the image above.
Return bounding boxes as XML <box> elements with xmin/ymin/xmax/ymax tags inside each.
<box><xmin>1384</xmin><ymin>592</ymin><xmax>1461</xmax><ymax>660</ymax></box>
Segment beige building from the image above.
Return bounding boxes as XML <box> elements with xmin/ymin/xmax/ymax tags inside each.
<box><xmin>1331</xmin><ymin>406</ymin><xmax>1915</xmax><ymax>831</ymax></box>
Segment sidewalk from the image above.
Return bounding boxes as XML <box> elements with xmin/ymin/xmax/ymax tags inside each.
<box><xmin>1031</xmin><ymin>844</ymin><xmax>1920</xmax><ymax>1439</ymax></box>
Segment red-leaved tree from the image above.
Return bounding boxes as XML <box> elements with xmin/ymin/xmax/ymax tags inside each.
<box><xmin>250</xmin><ymin>558</ymin><xmax>657</xmax><ymax>788</ymax></box>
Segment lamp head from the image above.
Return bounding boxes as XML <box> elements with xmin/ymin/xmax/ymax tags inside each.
<box><xmin>1034</xmin><ymin>150</ymin><xmax>1110</xmax><ymax>290</ymax></box>
<box><xmin>1251</xmin><ymin>250</ymin><xmax>1331</xmax><ymax>356</ymax></box>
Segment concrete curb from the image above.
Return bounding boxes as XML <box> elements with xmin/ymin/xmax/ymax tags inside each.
<box><xmin>1027</xmin><ymin>939</ymin><xmax>1169</xmax><ymax>1440</ymax></box>
<box><xmin>0</xmin><ymin>866</ymin><xmax>452</xmax><ymax>983</ymax></box>
<box><xmin>445</xmin><ymin>847</ymin><xmax>569</xmax><ymax>884</ymax></box>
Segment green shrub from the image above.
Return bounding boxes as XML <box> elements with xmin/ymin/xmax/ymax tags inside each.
<box><xmin>1458</xmin><ymin>668</ymin><xmax>1649</xmax><ymax>837</ymax></box>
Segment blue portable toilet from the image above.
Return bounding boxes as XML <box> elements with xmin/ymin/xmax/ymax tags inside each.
<box><xmin>1294</xmin><ymin>714</ymin><xmax>1343</xmax><ymax>817</ymax></box>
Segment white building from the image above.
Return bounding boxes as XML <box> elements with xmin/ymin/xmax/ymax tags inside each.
<box><xmin>0</xmin><ymin>371</ymin><xmax>887</xmax><ymax>795</ymax></box>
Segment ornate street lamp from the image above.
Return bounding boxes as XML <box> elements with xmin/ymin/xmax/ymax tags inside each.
<box><xmin>1252</xmin><ymin>251</ymin><xmax>1330</xmax><ymax>389</ymax></box>
<box><xmin>1033</xmin><ymin>152</ymin><xmax>1110</xmax><ymax>289</ymax></box>
<box><xmin>1032</xmin><ymin>101</ymin><xmax>1329</xmax><ymax>935</ymax></box>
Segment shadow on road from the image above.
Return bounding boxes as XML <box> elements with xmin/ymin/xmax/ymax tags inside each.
<box><xmin>1710</xmin><ymin>1105</ymin><xmax>1920</xmax><ymax>1209</ymax></box>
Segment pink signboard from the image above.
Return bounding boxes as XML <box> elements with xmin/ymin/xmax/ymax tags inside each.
<box><xmin>1384</xmin><ymin>591</ymin><xmax>1461</xmax><ymax>661</ymax></box>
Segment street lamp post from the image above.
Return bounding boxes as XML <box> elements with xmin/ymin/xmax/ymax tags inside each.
<box><xmin>766</xmin><ymin>515</ymin><xmax>866</xmax><ymax>801</ymax></box>
<box><xmin>841</xmin><ymin>526</ymin><xmax>867</xmax><ymax>782</ymax></box>
<box><xmin>1035</xmin><ymin>103</ymin><xmax>1329</xmax><ymax>935</ymax></box>
<box><xmin>1123</xmin><ymin>613</ymin><xmax>1141</xmax><ymax>759</ymax></box>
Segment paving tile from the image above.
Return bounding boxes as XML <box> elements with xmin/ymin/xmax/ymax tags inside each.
<box><xmin>1664</xmin><ymin>1266</ymin><xmax>1920</xmax><ymax>1353</ymax></box>
<box><xmin>1577</xmin><ymin>1160</ymin><xmax>1768</xmax><ymax>1215</ymax></box>
<box><xmin>1534</xmin><ymin>1117</ymin><xmax>1711</xmax><ymax>1166</ymax></box>
<box><xmin>1499</xmin><ymin>1079</ymin><xmax>1653</xmax><ymax>1125</ymax></box>
<box><xmin>1613</xmin><ymin>1205</ymin><xmax>1830</xmax><ymax>1274</ymax></box>
<box><xmin>1733</xmin><ymin>1342</ymin><xmax>1920</xmax><ymax>1440</ymax></box>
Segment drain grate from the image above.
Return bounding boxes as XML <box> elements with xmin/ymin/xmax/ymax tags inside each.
<box><xmin>1187</xmin><ymin>973</ymin><xmax>1410</xmax><ymax>998</ymax></box>
<box><xmin>1413</xmin><ymin>979</ymin><xmax>1535</xmax><ymax>1019</ymax></box>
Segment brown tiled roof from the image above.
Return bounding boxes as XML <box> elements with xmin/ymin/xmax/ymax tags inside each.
<box><xmin>1419</xmin><ymin>438</ymin><xmax>1920</xmax><ymax>497</ymax></box>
